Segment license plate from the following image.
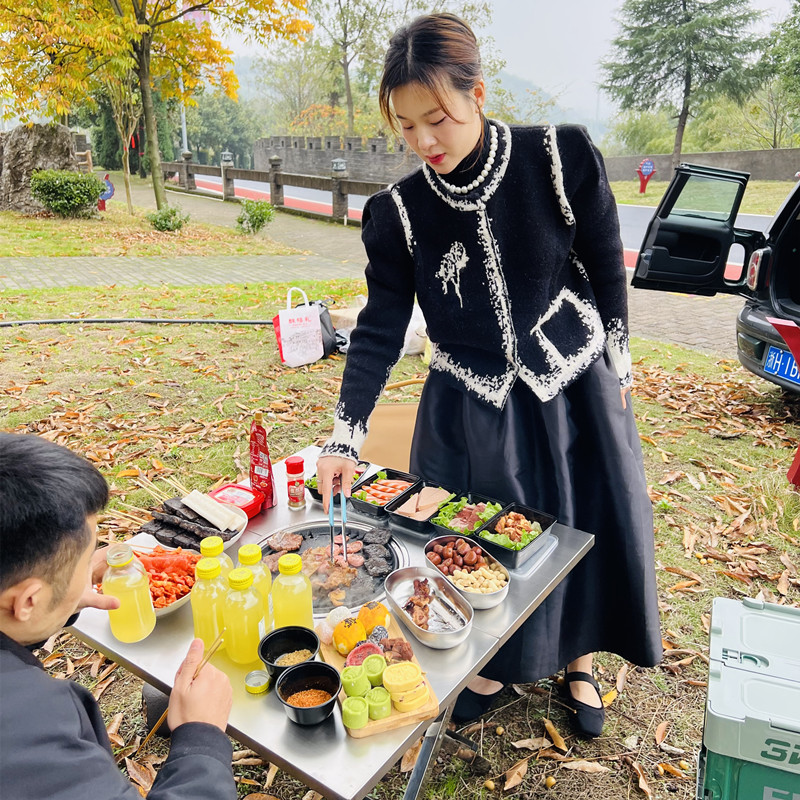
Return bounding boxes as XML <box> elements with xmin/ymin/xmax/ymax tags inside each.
<box><xmin>764</xmin><ymin>345</ymin><xmax>800</xmax><ymax>386</ymax></box>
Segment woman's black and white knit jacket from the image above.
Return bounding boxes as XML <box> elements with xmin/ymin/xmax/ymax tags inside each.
<box><xmin>321</xmin><ymin>121</ymin><xmax>631</xmax><ymax>462</ymax></box>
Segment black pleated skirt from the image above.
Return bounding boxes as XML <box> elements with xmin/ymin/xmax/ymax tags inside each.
<box><xmin>409</xmin><ymin>352</ymin><xmax>663</xmax><ymax>682</ymax></box>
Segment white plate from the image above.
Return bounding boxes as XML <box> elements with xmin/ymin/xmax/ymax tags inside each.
<box><xmin>155</xmin><ymin>591</ymin><xmax>192</xmax><ymax>618</ymax></box>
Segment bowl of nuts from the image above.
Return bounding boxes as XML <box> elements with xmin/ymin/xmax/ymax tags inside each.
<box><xmin>424</xmin><ymin>535</ymin><xmax>510</xmax><ymax>609</ymax></box>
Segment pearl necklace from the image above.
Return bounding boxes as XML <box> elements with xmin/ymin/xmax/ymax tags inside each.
<box><xmin>434</xmin><ymin>123</ymin><xmax>498</xmax><ymax>195</ymax></box>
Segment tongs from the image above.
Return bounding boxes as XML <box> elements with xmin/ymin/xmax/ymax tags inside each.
<box><xmin>328</xmin><ymin>488</ymin><xmax>348</xmax><ymax>565</ymax></box>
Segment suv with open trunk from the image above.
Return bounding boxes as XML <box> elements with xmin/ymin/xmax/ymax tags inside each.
<box><xmin>632</xmin><ymin>164</ymin><xmax>800</xmax><ymax>393</ymax></box>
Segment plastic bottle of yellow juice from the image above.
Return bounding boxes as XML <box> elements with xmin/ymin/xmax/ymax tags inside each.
<box><xmin>102</xmin><ymin>544</ymin><xmax>156</xmax><ymax>643</ymax></box>
<box><xmin>190</xmin><ymin>557</ymin><xmax>227</xmax><ymax>651</ymax></box>
<box><xmin>222</xmin><ymin>568</ymin><xmax>263</xmax><ymax>665</ymax></box>
<box><xmin>200</xmin><ymin>536</ymin><xmax>234</xmax><ymax>578</ymax></box>
<box><xmin>236</xmin><ymin>544</ymin><xmax>273</xmax><ymax>633</ymax></box>
<box><xmin>271</xmin><ymin>553</ymin><xmax>313</xmax><ymax>630</ymax></box>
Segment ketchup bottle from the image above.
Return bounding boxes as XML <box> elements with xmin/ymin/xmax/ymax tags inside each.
<box><xmin>249</xmin><ymin>412</ymin><xmax>276</xmax><ymax>509</ymax></box>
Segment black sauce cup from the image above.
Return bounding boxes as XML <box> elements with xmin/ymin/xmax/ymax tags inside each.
<box><xmin>258</xmin><ymin>626</ymin><xmax>320</xmax><ymax>682</ymax></box>
<box><xmin>276</xmin><ymin>661</ymin><xmax>341</xmax><ymax>725</ymax></box>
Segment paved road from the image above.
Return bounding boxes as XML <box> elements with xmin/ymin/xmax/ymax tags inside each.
<box><xmin>0</xmin><ymin>182</ymin><xmax>743</xmax><ymax>358</ymax></box>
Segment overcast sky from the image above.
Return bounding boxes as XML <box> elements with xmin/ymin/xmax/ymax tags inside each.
<box><xmin>483</xmin><ymin>0</ymin><xmax>793</xmax><ymax>120</ymax></box>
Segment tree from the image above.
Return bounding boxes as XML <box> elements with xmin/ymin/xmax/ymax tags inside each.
<box><xmin>255</xmin><ymin>38</ymin><xmax>337</xmax><ymax>131</ymax></box>
<box><xmin>0</xmin><ymin>1</ymin><xmax>310</xmax><ymax>209</ymax></box>
<box><xmin>601</xmin><ymin>0</ymin><xmax>764</xmax><ymax>170</ymax></box>
<box><xmin>185</xmin><ymin>89</ymin><xmax>261</xmax><ymax>165</ymax></box>
<box><xmin>105</xmin><ymin>71</ymin><xmax>142</xmax><ymax>214</ymax></box>
<box><xmin>765</xmin><ymin>0</ymin><xmax>800</xmax><ymax>114</ymax></box>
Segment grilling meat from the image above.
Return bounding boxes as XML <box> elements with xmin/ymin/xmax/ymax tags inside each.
<box><xmin>266</xmin><ymin>530</ymin><xmax>304</xmax><ymax>551</ymax></box>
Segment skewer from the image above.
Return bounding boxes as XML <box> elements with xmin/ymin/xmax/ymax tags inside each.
<box><xmin>133</xmin><ymin>477</ymin><xmax>170</xmax><ymax>503</ymax></box>
<box><xmin>163</xmin><ymin>476</ymin><xmax>192</xmax><ymax>497</ymax></box>
<box><xmin>135</xmin><ymin>629</ymin><xmax>226</xmax><ymax>755</ymax></box>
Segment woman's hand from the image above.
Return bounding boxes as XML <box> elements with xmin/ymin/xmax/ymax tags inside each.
<box><xmin>621</xmin><ymin>386</ymin><xmax>631</xmax><ymax>410</ymax></box>
<box><xmin>317</xmin><ymin>456</ymin><xmax>358</xmax><ymax>513</ymax></box>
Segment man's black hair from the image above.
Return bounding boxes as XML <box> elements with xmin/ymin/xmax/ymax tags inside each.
<box><xmin>0</xmin><ymin>433</ymin><xmax>109</xmax><ymax>597</ymax></box>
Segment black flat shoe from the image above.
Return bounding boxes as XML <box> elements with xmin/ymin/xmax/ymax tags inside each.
<box><xmin>562</xmin><ymin>670</ymin><xmax>605</xmax><ymax>738</ymax></box>
<box><xmin>452</xmin><ymin>685</ymin><xmax>505</xmax><ymax>723</ymax></box>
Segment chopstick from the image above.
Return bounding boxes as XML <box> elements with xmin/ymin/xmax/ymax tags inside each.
<box><xmin>135</xmin><ymin>629</ymin><xmax>226</xmax><ymax>754</ymax></box>
<box><xmin>340</xmin><ymin>489</ymin><xmax>347</xmax><ymax>563</ymax></box>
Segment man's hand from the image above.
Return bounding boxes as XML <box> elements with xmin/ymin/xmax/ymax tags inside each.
<box><xmin>75</xmin><ymin>547</ymin><xmax>120</xmax><ymax>613</ymax></box>
<box><xmin>168</xmin><ymin>638</ymin><xmax>232</xmax><ymax>733</ymax></box>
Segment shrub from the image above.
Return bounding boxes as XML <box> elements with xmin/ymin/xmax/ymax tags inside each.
<box><xmin>29</xmin><ymin>170</ymin><xmax>105</xmax><ymax>217</ymax></box>
<box><xmin>236</xmin><ymin>199</ymin><xmax>274</xmax><ymax>234</ymax></box>
<box><xmin>146</xmin><ymin>205</ymin><xmax>189</xmax><ymax>232</ymax></box>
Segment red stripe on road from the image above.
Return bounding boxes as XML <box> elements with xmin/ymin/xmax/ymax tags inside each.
<box><xmin>193</xmin><ymin>179</ymin><xmax>363</xmax><ymax>221</ymax></box>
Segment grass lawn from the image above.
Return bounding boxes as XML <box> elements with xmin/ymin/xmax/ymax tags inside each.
<box><xmin>0</xmin><ymin>204</ymin><xmax>296</xmax><ymax>258</ymax></box>
<box><xmin>2</xmin><ymin>282</ymin><xmax>798</xmax><ymax>799</ymax></box>
<box><xmin>609</xmin><ymin>179</ymin><xmax>796</xmax><ymax>216</ymax></box>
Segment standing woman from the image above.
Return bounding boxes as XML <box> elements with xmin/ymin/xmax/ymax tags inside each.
<box><xmin>317</xmin><ymin>13</ymin><xmax>661</xmax><ymax>735</ymax></box>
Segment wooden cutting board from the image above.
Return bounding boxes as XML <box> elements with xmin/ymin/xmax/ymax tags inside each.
<box><xmin>319</xmin><ymin>615</ymin><xmax>439</xmax><ymax>738</ymax></box>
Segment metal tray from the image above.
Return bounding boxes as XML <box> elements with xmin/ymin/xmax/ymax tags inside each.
<box><xmin>474</xmin><ymin>503</ymin><xmax>556</xmax><ymax>569</ymax></box>
<box><xmin>384</xmin><ymin>481</ymin><xmax>460</xmax><ymax>533</ymax></box>
<box><xmin>424</xmin><ymin>535</ymin><xmax>510</xmax><ymax>610</ymax></box>
<box><xmin>348</xmin><ymin>468</ymin><xmax>420</xmax><ymax>518</ymax></box>
<box><xmin>384</xmin><ymin>566</ymin><xmax>473</xmax><ymax>649</ymax></box>
<box><xmin>428</xmin><ymin>492</ymin><xmax>506</xmax><ymax>538</ymax></box>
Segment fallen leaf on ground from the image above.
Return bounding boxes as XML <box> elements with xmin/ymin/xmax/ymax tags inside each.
<box><xmin>125</xmin><ymin>758</ymin><xmax>155</xmax><ymax>793</ymax></box>
<box><xmin>627</xmin><ymin>758</ymin><xmax>653</xmax><ymax>799</ymax></box>
<box><xmin>461</xmin><ymin>721</ymin><xmax>487</xmax><ymax>735</ymax></box>
<box><xmin>561</xmin><ymin>760</ymin><xmax>611</xmax><ymax>774</ymax></box>
<box><xmin>602</xmin><ymin>688</ymin><xmax>618</xmax><ymax>707</ymax></box>
<box><xmin>660</xmin><ymin>762</ymin><xmax>688</xmax><ymax>778</ymax></box>
<box><xmin>777</xmin><ymin>570</ymin><xmax>791</xmax><ymax>596</ymax></box>
<box><xmin>659</xmin><ymin>742</ymin><xmax>686</xmax><ymax>755</ymax></box>
<box><xmin>300</xmin><ymin>793</ymin><xmax>322</xmax><ymax>800</ymax></box>
<box><xmin>538</xmin><ymin>749</ymin><xmax>572</xmax><ymax>762</ymax></box>
<box><xmin>400</xmin><ymin>738</ymin><xmax>423</xmax><ymax>772</ymax></box>
<box><xmin>543</xmin><ymin>718</ymin><xmax>567</xmax><ymax>752</ymax></box>
<box><xmin>616</xmin><ymin>663</ymin><xmax>629</xmax><ymax>693</ymax></box>
<box><xmin>655</xmin><ymin>720</ymin><xmax>670</xmax><ymax>745</ymax></box>
<box><xmin>503</xmin><ymin>757</ymin><xmax>529</xmax><ymax>791</ymax></box>
<box><xmin>624</xmin><ymin>735</ymin><xmax>640</xmax><ymax>750</ymax></box>
<box><xmin>264</xmin><ymin>763</ymin><xmax>279</xmax><ymax>788</ymax></box>
<box><xmin>242</xmin><ymin>795</ymin><xmax>280</xmax><ymax>800</ymax></box>
<box><xmin>511</xmin><ymin>737</ymin><xmax>552</xmax><ymax>750</ymax></box>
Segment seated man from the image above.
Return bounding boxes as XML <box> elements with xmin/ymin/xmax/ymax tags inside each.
<box><xmin>0</xmin><ymin>432</ymin><xmax>235</xmax><ymax>799</ymax></box>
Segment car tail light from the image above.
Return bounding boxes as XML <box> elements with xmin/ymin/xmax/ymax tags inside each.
<box><xmin>746</xmin><ymin>248</ymin><xmax>767</xmax><ymax>291</ymax></box>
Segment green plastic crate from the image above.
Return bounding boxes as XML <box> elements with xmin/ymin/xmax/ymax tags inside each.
<box><xmin>698</xmin><ymin>598</ymin><xmax>800</xmax><ymax>800</ymax></box>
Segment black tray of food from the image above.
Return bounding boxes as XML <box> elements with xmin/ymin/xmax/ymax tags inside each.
<box><xmin>257</xmin><ymin>520</ymin><xmax>398</xmax><ymax>615</ymax></box>
<box><xmin>348</xmin><ymin>467</ymin><xmax>420</xmax><ymax>518</ymax></box>
<box><xmin>429</xmin><ymin>492</ymin><xmax>506</xmax><ymax>538</ymax></box>
<box><xmin>384</xmin><ymin>481</ymin><xmax>460</xmax><ymax>533</ymax></box>
<box><xmin>305</xmin><ymin>460</ymin><xmax>371</xmax><ymax>505</ymax></box>
<box><xmin>474</xmin><ymin>503</ymin><xmax>556</xmax><ymax>569</ymax></box>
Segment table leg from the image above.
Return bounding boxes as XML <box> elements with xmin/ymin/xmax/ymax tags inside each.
<box><xmin>402</xmin><ymin>705</ymin><xmax>454</xmax><ymax>800</ymax></box>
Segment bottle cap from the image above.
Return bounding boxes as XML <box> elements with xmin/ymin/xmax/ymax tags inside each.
<box><xmin>237</xmin><ymin>544</ymin><xmax>262</xmax><ymax>566</ymax></box>
<box><xmin>228</xmin><ymin>567</ymin><xmax>254</xmax><ymax>590</ymax></box>
<box><xmin>105</xmin><ymin>543</ymin><xmax>134</xmax><ymax>568</ymax></box>
<box><xmin>195</xmin><ymin>557</ymin><xmax>221</xmax><ymax>580</ymax></box>
<box><xmin>278</xmin><ymin>553</ymin><xmax>302</xmax><ymax>575</ymax></box>
<box><xmin>244</xmin><ymin>669</ymin><xmax>271</xmax><ymax>695</ymax></box>
<box><xmin>200</xmin><ymin>536</ymin><xmax>224</xmax><ymax>557</ymax></box>
<box><xmin>285</xmin><ymin>455</ymin><xmax>304</xmax><ymax>475</ymax></box>
<box><xmin>254</xmin><ymin>411</ymin><xmax>263</xmax><ymax>425</ymax></box>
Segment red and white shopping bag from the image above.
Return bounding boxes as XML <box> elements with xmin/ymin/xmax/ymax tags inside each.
<box><xmin>272</xmin><ymin>287</ymin><xmax>324</xmax><ymax>367</ymax></box>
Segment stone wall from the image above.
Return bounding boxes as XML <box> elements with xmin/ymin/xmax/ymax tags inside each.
<box><xmin>253</xmin><ymin>135</ymin><xmax>419</xmax><ymax>183</ymax></box>
<box><xmin>0</xmin><ymin>123</ymin><xmax>78</xmax><ymax>213</ymax></box>
<box><xmin>254</xmin><ymin>133</ymin><xmax>800</xmax><ymax>184</ymax></box>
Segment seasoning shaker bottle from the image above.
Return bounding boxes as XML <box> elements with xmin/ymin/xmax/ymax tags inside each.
<box><xmin>285</xmin><ymin>455</ymin><xmax>306</xmax><ymax>510</ymax></box>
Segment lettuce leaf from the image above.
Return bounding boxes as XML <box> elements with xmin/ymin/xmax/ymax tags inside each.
<box><xmin>431</xmin><ymin>499</ymin><xmax>503</xmax><ymax>531</ymax></box>
<box><xmin>479</xmin><ymin>520</ymin><xmax>543</xmax><ymax>550</ymax></box>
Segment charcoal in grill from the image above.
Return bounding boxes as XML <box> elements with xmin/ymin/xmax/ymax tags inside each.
<box><xmin>363</xmin><ymin>557</ymin><xmax>391</xmax><ymax>577</ymax></box>
<box><xmin>363</xmin><ymin>543</ymin><xmax>390</xmax><ymax>560</ymax></box>
<box><xmin>363</xmin><ymin>528</ymin><xmax>392</xmax><ymax>545</ymax></box>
